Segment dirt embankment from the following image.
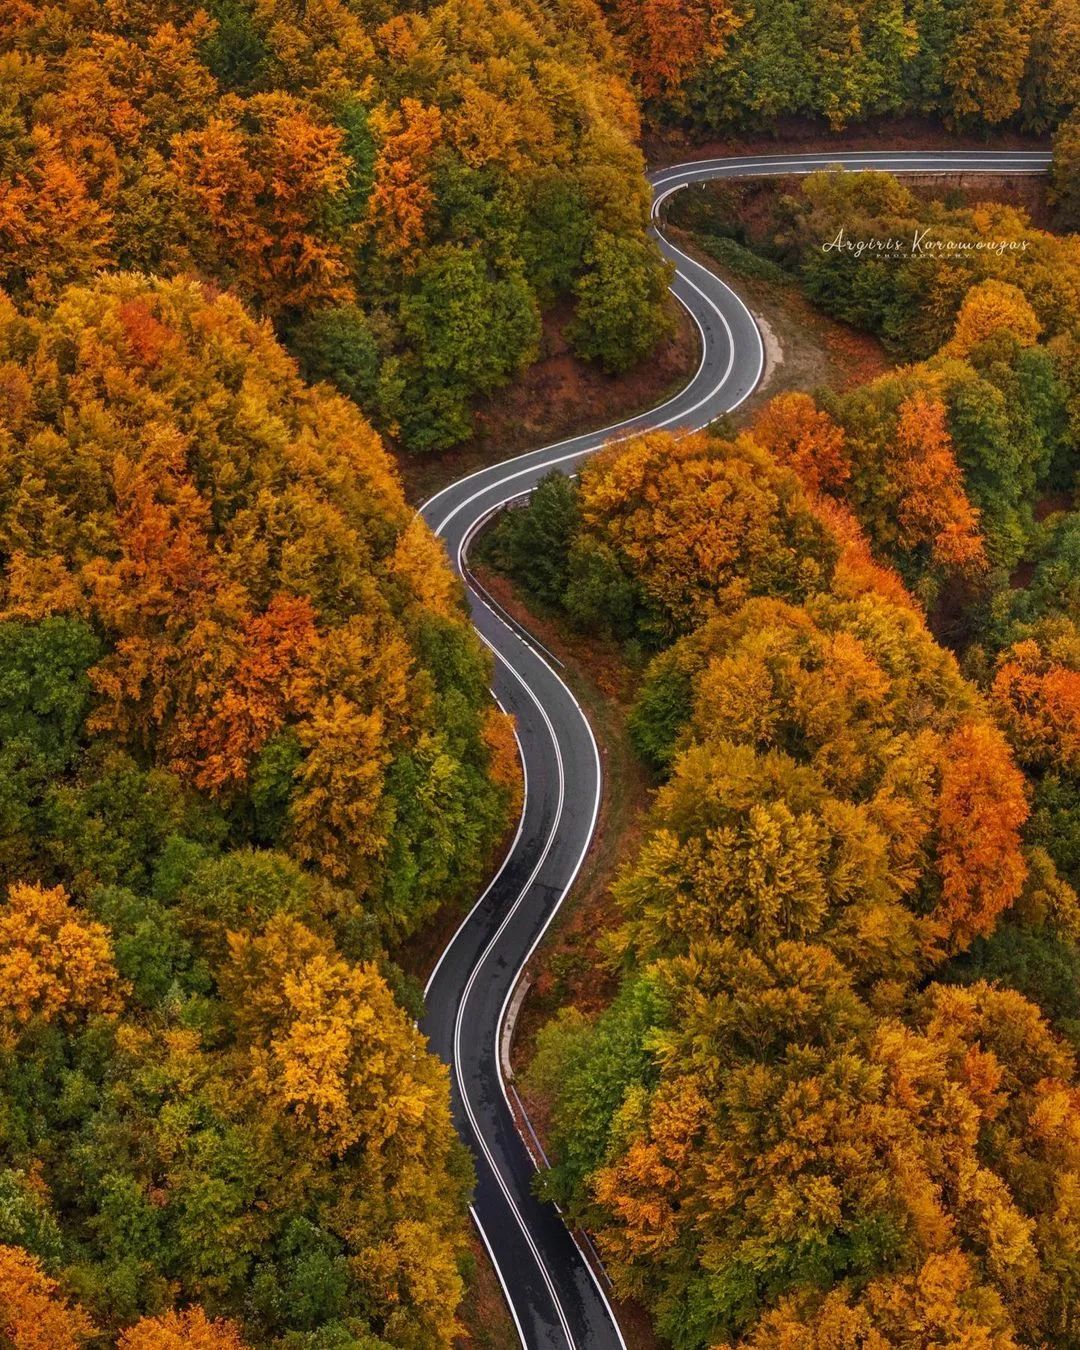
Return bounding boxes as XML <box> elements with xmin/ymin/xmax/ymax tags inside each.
<box><xmin>686</xmin><ymin>235</ymin><xmax>895</xmax><ymax>418</ymax></box>
<box><xmin>454</xmin><ymin>1229</ymin><xmax>520</xmax><ymax>1349</ymax></box>
<box><xmin>907</xmin><ymin>173</ymin><xmax>1052</xmax><ymax>226</ymax></box>
<box><xmin>661</xmin><ymin>220</ymin><xmax>894</xmax><ymax>419</ymax></box>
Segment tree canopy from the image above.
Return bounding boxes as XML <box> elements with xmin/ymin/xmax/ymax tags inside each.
<box><xmin>0</xmin><ymin>0</ymin><xmax>673</xmax><ymax>450</ymax></box>
<box><xmin>0</xmin><ymin>272</ymin><xmax>518</xmax><ymax>1345</ymax></box>
<box><xmin>598</xmin><ymin>0</ymin><xmax>1080</xmax><ymax>134</ymax></box>
<box><xmin>507</xmin><ymin>425</ymin><xmax>1080</xmax><ymax>1349</ymax></box>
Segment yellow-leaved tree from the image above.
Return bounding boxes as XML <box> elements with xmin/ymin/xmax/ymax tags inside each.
<box><xmin>0</xmin><ymin>882</ymin><xmax>123</xmax><ymax>1033</ymax></box>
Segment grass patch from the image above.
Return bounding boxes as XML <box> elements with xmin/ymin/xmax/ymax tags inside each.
<box><xmin>694</xmin><ymin>233</ymin><xmax>790</xmax><ymax>283</ymax></box>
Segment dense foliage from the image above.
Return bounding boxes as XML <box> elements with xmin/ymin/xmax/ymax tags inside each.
<box><xmin>483</xmin><ymin>428</ymin><xmax>903</xmax><ymax>644</ymax></box>
<box><xmin>778</xmin><ymin>171</ymin><xmax>1080</xmax><ymax>364</ymax></box>
<box><xmin>504</xmin><ymin>429</ymin><xmax>1080</xmax><ymax>1348</ymax></box>
<box><xmin>489</xmin><ymin>161</ymin><xmax>1080</xmax><ymax>1348</ymax></box>
<box><xmin>0</xmin><ymin>274</ymin><xmax>520</xmax><ymax>1344</ymax></box>
<box><xmin>662</xmin><ymin>172</ymin><xmax>1080</xmax><ymax>619</ymax></box>
<box><xmin>598</xmin><ymin>0</ymin><xmax>1080</xmax><ymax>132</ymax></box>
<box><xmin>0</xmin><ymin>0</ymin><xmax>672</xmax><ymax>450</ymax></box>
<box><xmin>1</xmin><ymin>0</ymin><xmax>1076</xmax><ymax>1339</ymax></box>
<box><xmin>1054</xmin><ymin>111</ymin><xmax>1080</xmax><ymax>229</ymax></box>
<box><xmin>0</xmin><ymin>274</ymin><xmax>514</xmax><ymax>937</ymax></box>
<box><xmin>677</xmin><ymin>176</ymin><xmax>1080</xmax><ymax>992</ymax></box>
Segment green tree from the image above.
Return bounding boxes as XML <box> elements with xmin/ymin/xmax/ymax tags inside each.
<box><xmin>288</xmin><ymin>307</ymin><xmax>380</xmax><ymax>409</ymax></box>
<box><xmin>519</xmin><ymin>175</ymin><xmax>592</xmax><ymax>301</ymax></box>
<box><xmin>0</xmin><ymin>618</ymin><xmax>101</xmax><ymax>882</ymax></box>
<box><xmin>482</xmin><ymin>472</ymin><xmax>580</xmax><ymax>608</ymax></box>
<box><xmin>569</xmin><ymin>232</ymin><xmax>674</xmax><ymax>375</ymax></box>
<box><xmin>396</xmin><ymin>246</ymin><xmax>541</xmax><ymax>450</ymax></box>
<box><xmin>200</xmin><ymin>0</ymin><xmax>269</xmax><ymax>90</ymax></box>
<box><xmin>528</xmin><ymin>977</ymin><xmax>664</xmax><ymax>1212</ymax></box>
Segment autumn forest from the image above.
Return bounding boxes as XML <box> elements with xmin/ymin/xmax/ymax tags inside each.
<box><xmin>0</xmin><ymin>0</ymin><xmax>1078</xmax><ymax>1347</ymax></box>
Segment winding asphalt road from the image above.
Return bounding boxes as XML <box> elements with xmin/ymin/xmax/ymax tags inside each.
<box><xmin>419</xmin><ymin>149</ymin><xmax>1051</xmax><ymax>1349</ymax></box>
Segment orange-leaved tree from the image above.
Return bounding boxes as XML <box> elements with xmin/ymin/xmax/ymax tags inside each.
<box><xmin>0</xmin><ymin>1246</ymin><xmax>95</xmax><ymax>1350</ymax></box>
<box><xmin>992</xmin><ymin>632</ymin><xmax>1080</xmax><ymax>775</ymax></box>
<box><xmin>944</xmin><ymin>278</ymin><xmax>1042</xmax><ymax>358</ymax></box>
<box><xmin>892</xmin><ymin>391</ymin><xmax>987</xmax><ymax>573</ymax></box>
<box><xmin>933</xmin><ymin>720</ymin><xmax>1030</xmax><ymax>949</ymax></box>
<box><xmin>117</xmin><ymin>1308</ymin><xmax>249</xmax><ymax>1349</ymax></box>
<box><xmin>577</xmin><ymin>430</ymin><xmax>840</xmax><ymax>633</ymax></box>
<box><xmin>753</xmin><ymin>392</ymin><xmax>851</xmax><ymax>496</ymax></box>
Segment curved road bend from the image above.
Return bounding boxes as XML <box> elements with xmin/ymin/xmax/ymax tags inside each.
<box><xmin>419</xmin><ymin>150</ymin><xmax>1051</xmax><ymax>1349</ymax></box>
